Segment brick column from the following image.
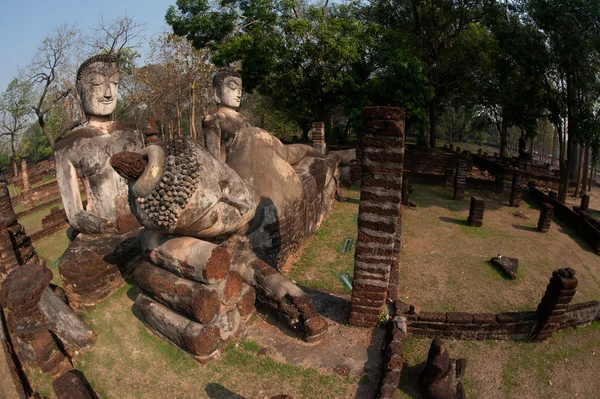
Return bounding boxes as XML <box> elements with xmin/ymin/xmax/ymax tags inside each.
<box><xmin>349</xmin><ymin>107</ymin><xmax>405</xmax><ymax>328</ymax></box>
<box><xmin>467</xmin><ymin>196</ymin><xmax>485</xmax><ymax>227</ymax></box>
<box><xmin>532</xmin><ymin>268</ymin><xmax>578</xmax><ymax>341</ymax></box>
<box><xmin>312</xmin><ymin>122</ymin><xmax>326</xmax><ymax>155</ymax></box>
<box><xmin>537</xmin><ymin>203</ymin><xmax>554</xmax><ymax>233</ymax></box>
<box><xmin>445</xmin><ymin>169</ymin><xmax>454</xmax><ymax>188</ymax></box>
<box><xmin>453</xmin><ymin>160</ymin><xmax>467</xmax><ymax>201</ymax></box>
<box><xmin>509</xmin><ymin>172</ymin><xmax>522</xmax><ymax>207</ymax></box>
<box><xmin>20</xmin><ymin>159</ymin><xmax>29</xmax><ymax>193</ymax></box>
<box><xmin>581</xmin><ymin>194</ymin><xmax>590</xmax><ymax>211</ymax></box>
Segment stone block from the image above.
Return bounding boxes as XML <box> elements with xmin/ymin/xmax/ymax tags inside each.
<box><xmin>490</xmin><ymin>256</ymin><xmax>518</xmax><ymax>280</ymax></box>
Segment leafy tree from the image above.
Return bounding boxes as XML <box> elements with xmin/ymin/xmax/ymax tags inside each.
<box><xmin>527</xmin><ymin>0</ymin><xmax>600</xmax><ymax>201</ymax></box>
<box><xmin>0</xmin><ymin>78</ymin><xmax>33</xmax><ymax>176</ymax></box>
<box><xmin>368</xmin><ymin>0</ymin><xmax>493</xmax><ymax>149</ymax></box>
<box><xmin>166</xmin><ymin>0</ymin><xmax>378</xmax><ymax>141</ymax></box>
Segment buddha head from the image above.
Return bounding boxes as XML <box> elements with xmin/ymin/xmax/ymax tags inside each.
<box><xmin>212</xmin><ymin>68</ymin><xmax>242</xmax><ymax>109</ymax></box>
<box><xmin>76</xmin><ymin>53</ymin><xmax>119</xmax><ymax>117</ymax></box>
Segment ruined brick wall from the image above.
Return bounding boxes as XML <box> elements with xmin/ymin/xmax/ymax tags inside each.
<box><xmin>22</xmin><ymin>180</ymin><xmax>61</xmax><ymax>206</ymax></box>
<box><xmin>561</xmin><ymin>301</ymin><xmax>600</xmax><ymax>329</ymax></box>
<box><xmin>405</xmin><ymin>310</ymin><xmax>537</xmax><ymax>340</ymax></box>
<box><xmin>530</xmin><ymin>187</ymin><xmax>600</xmax><ymax>254</ymax></box>
<box><xmin>404</xmin><ymin>146</ymin><xmax>472</xmax><ymax>175</ymax></box>
<box><xmin>349</xmin><ymin>107</ymin><xmax>405</xmax><ymax>328</ymax></box>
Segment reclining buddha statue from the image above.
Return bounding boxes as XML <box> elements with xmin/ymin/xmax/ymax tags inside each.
<box><xmin>109</xmin><ymin>68</ymin><xmax>339</xmax><ymax>360</ymax></box>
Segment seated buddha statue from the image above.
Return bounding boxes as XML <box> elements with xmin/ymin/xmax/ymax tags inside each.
<box><xmin>53</xmin><ymin>53</ymin><xmax>144</xmax><ymax>310</ymax></box>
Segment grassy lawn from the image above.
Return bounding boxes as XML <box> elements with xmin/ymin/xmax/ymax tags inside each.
<box><xmin>18</xmin><ymin>202</ymin><xmax>65</xmax><ymax>234</ymax></box>
<box><xmin>34</xmin><ymin>229</ymin><xmax>70</xmax><ymax>286</ymax></box>
<box><xmin>18</xmin><ymin>181</ymin><xmax>600</xmax><ymax>399</ymax></box>
<box><xmin>397</xmin><ymin>322</ymin><xmax>600</xmax><ymax>399</ymax></box>
<box><xmin>288</xmin><ymin>184</ymin><xmax>600</xmax><ymax>313</ymax></box>
<box><xmin>27</xmin><ymin>284</ymin><xmax>357</xmax><ymax>399</ymax></box>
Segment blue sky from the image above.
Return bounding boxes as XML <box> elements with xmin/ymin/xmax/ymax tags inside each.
<box><xmin>0</xmin><ymin>0</ymin><xmax>175</xmax><ymax>92</ymax></box>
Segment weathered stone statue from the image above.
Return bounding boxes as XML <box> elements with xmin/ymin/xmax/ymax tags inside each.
<box><xmin>54</xmin><ymin>53</ymin><xmax>144</xmax><ymax>310</ymax></box>
<box><xmin>419</xmin><ymin>337</ymin><xmax>466</xmax><ymax>399</ymax></box>
<box><xmin>203</xmin><ymin>68</ymin><xmax>339</xmax><ymax>265</ymax></box>
<box><xmin>55</xmin><ymin>53</ymin><xmax>144</xmax><ymax>233</ymax></box>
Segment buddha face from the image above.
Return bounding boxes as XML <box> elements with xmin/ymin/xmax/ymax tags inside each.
<box><xmin>78</xmin><ymin>61</ymin><xmax>119</xmax><ymax>117</ymax></box>
<box><xmin>216</xmin><ymin>76</ymin><xmax>242</xmax><ymax>108</ymax></box>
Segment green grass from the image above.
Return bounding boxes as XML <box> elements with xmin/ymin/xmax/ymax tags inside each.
<box><xmin>34</xmin><ymin>229</ymin><xmax>70</xmax><ymax>286</ymax></box>
<box><xmin>18</xmin><ymin>202</ymin><xmax>65</xmax><ymax>234</ymax></box>
<box><xmin>287</xmin><ymin>187</ymin><xmax>360</xmax><ymax>293</ymax></box>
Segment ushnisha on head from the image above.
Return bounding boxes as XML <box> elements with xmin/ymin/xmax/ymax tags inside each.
<box><xmin>76</xmin><ymin>53</ymin><xmax>119</xmax><ymax>118</ymax></box>
<box><xmin>212</xmin><ymin>68</ymin><xmax>242</xmax><ymax>109</ymax></box>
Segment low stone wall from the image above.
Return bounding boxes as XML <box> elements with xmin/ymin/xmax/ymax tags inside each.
<box><xmin>529</xmin><ymin>187</ymin><xmax>600</xmax><ymax>254</ymax></box>
<box><xmin>22</xmin><ymin>180</ymin><xmax>60</xmax><ymax>207</ymax></box>
<box><xmin>30</xmin><ymin>208</ymin><xmax>68</xmax><ymax>242</ymax></box>
<box><xmin>378</xmin><ymin>317</ymin><xmax>406</xmax><ymax>399</ymax></box>
<box><xmin>562</xmin><ymin>301</ymin><xmax>600</xmax><ymax>329</ymax></box>
<box><xmin>405</xmin><ymin>310</ymin><xmax>537</xmax><ymax>340</ymax></box>
<box><xmin>405</xmin><ymin>146</ymin><xmax>472</xmax><ymax>175</ymax></box>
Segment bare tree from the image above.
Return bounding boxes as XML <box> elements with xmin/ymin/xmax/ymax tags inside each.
<box><xmin>87</xmin><ymin>15</ymin><xmax>146</xmax><ymax>56</ymax></box>
<box><xmin>0</xmin><ymin>78</ymin><xmax>33</xmax><ymax>176</ymax></box>
<box><xmin>28</xmin><ymin>24</ymin><xmax>79</xmax><ymax>149</ymax></box>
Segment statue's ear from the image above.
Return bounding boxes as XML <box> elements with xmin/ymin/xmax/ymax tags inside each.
<box><xmin>212</xmin><ymin>86</ymin><xmax>221</xmax><ymax>105</ymax></box>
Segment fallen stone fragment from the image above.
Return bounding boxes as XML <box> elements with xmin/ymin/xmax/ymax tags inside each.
<box><xmin>490</xmin><ymin>256</ymin><xmax>518</xmax><ymax>280</ymax></box>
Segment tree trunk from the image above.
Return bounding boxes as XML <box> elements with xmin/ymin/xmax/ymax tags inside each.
<box><xmin>176</xmin><ymin>103</ymin><xmax>182</xmax><ymax>137</ymax></box>
<box><xmin>575</xmin><ymin>144</ymin><xmax>584</xmax><ymax>195</ymax></box>
<box><xmin>582</xmin><ymin>144</ymin><xmax>589</xmax><ymax>193</ymax></box>
<box><xmin>190</xmin><ymin>80</ymin><xmax>197</xmax><ymax>140</ymax></box>
<box><xmin>590</xmin><ymin>162</ymin><xmax>597</xmax><ymax>191</ymax></box>
<box><xmin>429</xmin><ymin>100</ymin><xmax>437</xmax><ymax>150</ymax></box>
<box><xmin>500</xmin><ymin>117</ymin><xmax>508</xmax><ymax>159</ymax></box>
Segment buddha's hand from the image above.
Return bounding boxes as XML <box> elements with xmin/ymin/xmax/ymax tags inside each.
<box><xmin>72</xmin><ymin>211</ymin><xmax>118</xmax><ymax>234</ymax></box>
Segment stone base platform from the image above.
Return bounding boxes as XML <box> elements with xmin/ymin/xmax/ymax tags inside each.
<box><xmin>58</xmin><ymin>229</ymin><xmax>140</xmax><ymax>311</ymax></box>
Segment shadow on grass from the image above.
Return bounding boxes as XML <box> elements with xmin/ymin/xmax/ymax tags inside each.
<box><xmin>511</xmin><ymin>224</ymin><xmax>538</xmax><ymax>233</ymax></box>
<box><xmin>354</xmin><ymin>327</ymin><xmax>386</xmax><ymax>399</ymax></box>
<box><xmin>338</xmin><ymin>196</ymin><xmax>360</xmax><ymax>205</ymax></box>
<box><xmin>301</xmin><ymin>286</ymin><xmax>350</xmax><ymax>325</ymax></box>
<box><xmin>410</xmin><ymin>184</ymin><xmax>509</xmax><ymax>213</ymax></box>
<box><xmin>439</xmin><ymin>216</ymin><xmax>469</xmax><ymax>226</ymax></box>
<box><xmin>205</xmin><ymin>383</ymin><xmax>246</xmax><ymax>399</ymax></box>
<box><xmin>397</xmin><ymin>361</ymin><xmax>425</xmax><ymax>398</ymax></box>
<box><xmin>487</xmin><ymin>260</ymin><xmax>516</xmax><ymax>281</ymax></box>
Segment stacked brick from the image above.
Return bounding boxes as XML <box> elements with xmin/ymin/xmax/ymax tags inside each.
<box><xmin>561</xmin><ymin>301</ymin><xmax>600</xmax><ymax>330</ymax></box>
<box><xmin>533</xmin><ymin>268</ymin><xmax>578</xmax><ymax>341</ymax></box>
<box><xmin>581</xmin><ymin>194</ymin><xmax>590</xmax><ymax>212</ymax></box>
<box><xmin>453</xmin><ymin>160</ymin><xmax>467</xmax><ymax>200</ymax></box>
<box><xmin>537</xmin><ymin>203</ymin><xmax>554</xmax><ymax>232</ymax></box>
<box><xmin>30</xmin><ymin>207</ymin><xmax>69</xmax><ymax>241</ymax></box>
<box><xmin>405</xmin><ymin>310</ymin><xmax>537</xmax><ymax>340</ymax></box>
<box><xmin>312</xmin><ymin>122</ymin><xmax>326</xmax><ymax>155</ymax></box>
<box><xmin>0</xmin><ymin>181</ymin><xmax>73</xmax><ymax>378</ymax></box>
<box><xmin>378</xmin><ymin>317</ymin><xmax>406</xmax><ymax>399</ymax></box>
<box><xmin>509</xmin><ymin>172</ymin><xmax>523</xmax><ymax>207</ymax></box>
<box><xmin>349</xmin><ymin>106</ymin><xmax>405</xmax><ymax>328</ymax></box>
<box><xmin>21</xmin><ymin>159</ymin><xmax>29</xmax><ymax>193</ymax></box>
<box><xmin>467</xmin><ymin>196</ymin><xmax>485</xmax><ymax>227</ymax></box>
<box><xmin>133</xmin><ymin>236</ymin><xmax>256</xmax><ymax>363</ymax></box>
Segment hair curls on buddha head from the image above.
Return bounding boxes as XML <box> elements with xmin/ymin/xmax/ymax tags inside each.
<box><xmin>76</xmin><ymin>53</ymin><xmax>119</xmax><ymax>83</ymax></box>
<box><xmin>212</xmin><ymin>67</ymin><xmax>242</xmax><ymax>89</ymax></box>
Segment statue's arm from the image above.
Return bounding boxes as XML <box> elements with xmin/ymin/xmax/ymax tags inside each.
<box><xmin>203</xmin><ymin>116</ymin><xmax>221</xmax><ymax>160</ymax></box>
<box><xmin>55</xmin><ymin>151</ymin><xmax>115</xmax><ymax>234</ymax></box>
<box><xmin>283</xmin><ymin>144</ymin><xmax>325</xmax><ymax>165</ymax></box>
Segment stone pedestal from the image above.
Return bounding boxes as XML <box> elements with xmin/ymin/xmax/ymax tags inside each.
<box><xmin>453</xmin><ymin>161</ymin><xmax>467</xmax><ymax>201</ymax></box>
<box><xmin>349</xmin><ymin>106</ymin><xmax>405</xmax><ymax>328</ymax></box>
<box><xmin>444</xmin><ymin>169</ymin><xmax>454</xmax><ymax>188</ymax></box>
<box><xmin>509</xmin><ymin>172</ymin><xmax>523</xmax><ymax>207</ymax></box>
<box><xmin>58</xmin><ymin>230</ymin><xmax>140</xmax><ymax>311</ymax></box>
<box><xmin>467</xmin><ymin>197</ymin><xmax>485</xmax><ymax>227</ymax></box>
<box><xmin>532</xmin><ymin>268</ymin><xmax>578</xmax><ymax>341</ymax></box>
<box><xmin>312</xmin><ymin>122</ymin><xmax>326</xmax><ymax>155</ymax></box>
<box><xmin>133</xmin><ymin>246</ymin><xmax>255</xmax><ymax>362</ymax></box>
<box><xmin>537</xmin><ymin>203</ymin><xmax>554</xmax><ymax>233</ymax></box>
<box><xmin>581</xmin><ymin>194</ymin><xmax>590</xmax><ymax>211</ymax></box>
